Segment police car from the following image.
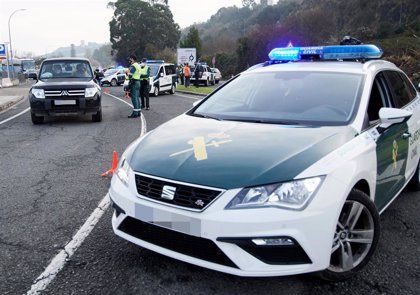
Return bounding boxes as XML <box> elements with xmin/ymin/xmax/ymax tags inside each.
<box><xmin>191</xmin><ymin>63</ymin><xmax>215</xmax><ymax>86</ymax></box>
<box><xmin>109</xmin><ymin>44</ymin><xmax>419</xmax><ymax>281</ymax></box>
<box><xmin>123</xmin><ymin>60</ymin><xmax>177</xmax><ymax>97</ymax></box>
<box><xmin>100</xmin><ymin>68</ymin><xmax>126</xmax><ymax>87</ymax></box>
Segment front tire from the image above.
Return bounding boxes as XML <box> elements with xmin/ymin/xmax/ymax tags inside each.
<box><xmin>92</xmin><ymin>110</ymin><xmax>102</xmax><ymax>122</ymax></box>
<box><xmin>318</xmin><ymin>189</ymin><xmax>380</xmax><ymax>281</ymax></box>
<box><xmin>170</xmin><ymin>84</ymin><xmax>176</xmax><ymax>94</ymax></box>
<box><xmin>31</xmin><ymin>112</ymin><xmax>44</xmax><ymax>124</ymax></box>
<box><xmin>204</xmin><ymin>79</ymin><xmax>209</xmax><ymax>87</ymax></box>
<box><xmin>408</xmin><ymin>161</ymin><xmax>420</xmax><ymax>191</ymax></box>
<box><xmin>153</xmin><ymin>86</ymin><xmax>159</xmax><ymax>97</ymax></box>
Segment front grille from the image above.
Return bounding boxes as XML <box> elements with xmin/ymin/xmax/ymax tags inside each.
<box><xmin>45</xmin><ymin>89</ymin><xmax>85</xmax><ymax>97</ymax></box>
<box><xmin>135</xmin><ymin>174</ymin><xmax>223</xmax><ymax>211</ymax></box>
<box><xmin>118</xmin><ymin>216</ymin><xmax>238</xmax><ymax>268</ymax></box>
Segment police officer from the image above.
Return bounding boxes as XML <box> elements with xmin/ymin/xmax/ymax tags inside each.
<box><xmin>127</xmin><ymin>55</ymin><xmax>141</xmax><ymax>118</ymax></box>
<box><xmin>139</xmin><ymin>58</ymin><xmax>151</xmax><ymax>110</ymax></box>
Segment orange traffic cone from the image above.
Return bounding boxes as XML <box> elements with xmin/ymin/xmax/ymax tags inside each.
<box><xmin>101</xmin><ymin>151</ymin><xmax>118</xmax><ymax>177</ymax></box>
<box><xmin>103</xmin><ymin>88</ymin><xmax>110</xmax><ymax>94</ymax></box>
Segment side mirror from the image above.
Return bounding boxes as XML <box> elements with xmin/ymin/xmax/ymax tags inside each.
<box><xmin>160</xmin><ymin>73</ymin><xmax>164</xmax><ymax>77</ymax></box>
<box><xmin>379</xmin><ymin>107</ymin><xmax>412</xmax><ymax>130</ymax></box>
<box><xmin>193</xmin><ymin>99</ymin><xmax>202</xmax><ymax>107</ymax></box>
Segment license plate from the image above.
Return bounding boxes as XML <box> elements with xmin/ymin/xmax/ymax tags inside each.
<box><xmin>54</xmin><ymin>100</ymin><xmax>76</xmax><ymax>105</ymax></box>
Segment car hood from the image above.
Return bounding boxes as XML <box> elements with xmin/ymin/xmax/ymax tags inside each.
<box><xmin>34</xmin><ymin>79</ymin><xmax>95</xmax><ymax>89</ymax></box>
<box><xmin>130</xmin><ymin>115</ymin><xmax>356</xmax><ymax>189</ymax></box>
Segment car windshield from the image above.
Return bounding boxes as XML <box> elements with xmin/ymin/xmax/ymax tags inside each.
<box><xmin>193</xmin><ymin>71</ymin><xmax>363</xmax><ymax>126</ymax></box>
<box><xmin>149</xmin><ymin>64</ymin><xmax>160</xmax><ymax>77</ymax></box>
<box><xmin>39</xmin><ymin>60</ymin><xmax>93</xmax><ymax>80</ymax></box>
<box><xmin>104</xmin><ymin>69</ymin><xmax>118</xmax><ymax>76</ymax></box>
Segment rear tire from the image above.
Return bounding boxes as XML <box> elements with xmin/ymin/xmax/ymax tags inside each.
<box><xmin>318</xmin><ymin>189</ymin><xmax>380</xmax><ymax>282</ymax></box>
<box><xmin>153</xmin><ymin>86</ymin><xmax>159</xmax><ymax>97</ymax></box>
<box><xmin>215</xmin><ymin>80</ymin><xmax>220</xmax><ymax>84</ymax></box>
<box><xmin>408</xmin><ymin>160</ymin><xmax>420</xmax><ymax>191</ymax></box>
<box><xmin>31</xmin><ymin>112</ymin><xmax>44</xmax><ymax>124</ymax></box>
<box><xmin>92</xmin><ymin>110</ymin><xmax>102</xmax><ymax>122</ymax></box>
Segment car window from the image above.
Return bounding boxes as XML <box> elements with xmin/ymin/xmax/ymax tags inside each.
<box><xmin>366</xmin><ymin>73</ymin><xmax>389</xmax><ymax>127</ymax></box>
<box><xmin>164</xmin><ymin>65</ymin><xmax>175</xmax><ymax>75</ymax></box>
<box><xmin>385</xmin><ymin>71</ymin><xmax>415</xmax><ymax>108</ymax></box>
<box><xmin>40</xmin><ymin>60</ymin><xmax>93</xmax><ymax>80</ymax></box>
<box><xmin>158</xmin><ymin>66</ymin><xmax>164</xmax><ymax>76</ymax></box>
<box><xmin>193</xmin><ymin>71</ymin><xmax>363</xmax><ymax>125</ymax></box>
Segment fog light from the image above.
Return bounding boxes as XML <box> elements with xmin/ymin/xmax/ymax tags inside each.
<box><xmin>252</xmin><ymin>238</ymin><xmax>294</xmax><ymax>246</ymax></box>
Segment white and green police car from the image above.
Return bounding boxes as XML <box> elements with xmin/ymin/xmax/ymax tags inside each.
<box><xmin>109</xmin><ymin>44</ymin><xmax>419</xmax><ymax>281</ymax></box>
<box><xmin>123</xmin><ymin>60</ymin><xmax>177</xmax><ymax>97</ymax></box>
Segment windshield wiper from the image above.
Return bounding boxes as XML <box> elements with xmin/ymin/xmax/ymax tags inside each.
<box><xmin>224</xmin><ymin>118</ymin><xmax>301</xmax><ymax>125</ymax></box>
<box><xmin>192</xmin><ymin>113</ymin><xmax>222</xmax><ymax>121</ymax></box>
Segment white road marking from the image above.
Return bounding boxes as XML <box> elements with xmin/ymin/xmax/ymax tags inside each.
<box><xmin>0</xmin><ymin>107</ymin><xmax>30</xmax><ymax>126</ymax></box>
<box><xmin>26</xmin><ymin>92</ymin><xmax>147</xmax><ymax>294</ymax></box>
<box><xmin>174</xmin><ymin>93</ymin><xmax>201</xmax><ymax>100</ymax></box>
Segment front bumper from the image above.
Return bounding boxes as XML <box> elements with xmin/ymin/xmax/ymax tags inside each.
<box><xmin>110</xmin><ymin>172</ymin><xmax>343</xmax><ymax>277</ymax></box>
<box><xmin>30</xmin><ymin>95</ymin><xmax>101</xmax><ymax>116</ymax></box>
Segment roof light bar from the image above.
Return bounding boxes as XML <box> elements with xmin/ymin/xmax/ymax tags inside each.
<box><xmin>268</xmin><ymin>44</ymin><xmax>383</xmax><ymax>62</ymax></box>
<box><xmin>146</xmin><ymin>60</ymin><xmax>165</xmax><ymax>64</ymax></box>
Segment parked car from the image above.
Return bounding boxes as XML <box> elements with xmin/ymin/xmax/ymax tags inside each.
<box><xmin>211</xmin><ymin>68</ymin><xmax>222</xmax><ymax>84</ymax></box>
<box><xmin>123</xmin><ymin>60</ymin><xmax>177</xmax><ymax>96</ymax></box>
<box><xmin>29</xmin><ymin>58</ymin><xmax>102</xmax><ymax>124</ymax></box>
<box><xmin>100</xmin><ymin>68</ymin><xmax>126</xmax><ymax>87</ymax></box>
<box><xmin>191</xmin><ymin>63</ymin><xmax>215</xmax><ymax>86</ymax></box>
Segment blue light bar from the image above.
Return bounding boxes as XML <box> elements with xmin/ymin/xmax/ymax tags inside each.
<box><xmin>146</xmin><ymin>60</ymin><xmax>165</xmax><ymax>64</ymax></box>
<box><xmin>268</xmin><ymin>44</ymin><xmax>383</xmax><ymax>61</ymax></box>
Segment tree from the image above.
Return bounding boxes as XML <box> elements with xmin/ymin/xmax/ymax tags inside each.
<box><xmin>242</xmin><ymin>0</ymin><xmax>256</xmax><ymax>8</ymax></box>
<box><xmin>108</xmin><ymin>0</ymin><xmax>180</xmax><ymax>64</ymax></box>
<box><xmin>180</xmin><ymin>26</ymin><xmax>202</xmax><ymax>58</ymax></box>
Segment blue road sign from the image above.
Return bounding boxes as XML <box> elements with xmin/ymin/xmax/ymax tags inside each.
<box><xmin>0</xmin><ymin>44</ymin><xmax>5</xmax><ymax>56</ymax></box>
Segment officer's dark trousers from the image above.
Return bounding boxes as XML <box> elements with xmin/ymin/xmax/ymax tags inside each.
<box><xmin>140</xmin><ymin>79</ymin><xmax>150</xmax><ymax>109</ymax></box>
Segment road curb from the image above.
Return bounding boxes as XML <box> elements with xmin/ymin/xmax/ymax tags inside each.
<box><xmin>176</xmin><ymin>90</ymin><xmax>207</xmax><ymax>97</ymax></box>
<box><xmin>0</xmin><ymin>95</ymin><xmax>25</xmax><ymax>112</ymax></box>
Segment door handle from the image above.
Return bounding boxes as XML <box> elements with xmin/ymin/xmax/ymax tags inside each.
<box><xmin>401</xmin><ymin>132</ymin><xmax>412</xmax><ymax>139</ymax></box>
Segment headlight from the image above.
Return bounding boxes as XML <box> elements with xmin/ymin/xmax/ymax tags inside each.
<box><xmin>31</xmin><ymin>88</ymin><xmax>45</xmax><ymax>99</ymax></box>
<box><xmin>226</xmin><ymin>176</ymin><xmax>323</xmax><ymax>211</ymax></box>
<box><xmin>116</xmin><ymin>157</ymin><xmax>131</xmax><ymax>186</ymax></box>
<box><xmin>85</xmin><ymin>87</ymin><xmax>98</xmax><ymax>98</ymax></box>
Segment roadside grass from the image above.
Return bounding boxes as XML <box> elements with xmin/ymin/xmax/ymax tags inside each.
<box><xmin>177</xmin><ymin>84</ymin><xmax>213</xmax><ymax>95</ymax></box>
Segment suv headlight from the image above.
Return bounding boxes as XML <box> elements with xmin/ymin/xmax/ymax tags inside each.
<box><xmin>226</xmin><ymin>176</ymin><xmax>323</xmax><ymax>211</ymax></box>
<box><xmin>85</xmin><ymin>87</ymin><xmax>98</xmax><ymax>98</ymax></box>
<box><xmin>116</xmin><ymin>158</ymin><xmax>131</xmax><ymax>186</ymax></box>
<box><xmin>31</xmin><ymin>88</ymin><xmax>45</xmax><ymax>99</ymax></box>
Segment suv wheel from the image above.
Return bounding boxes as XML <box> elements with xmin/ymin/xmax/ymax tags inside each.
<box><xmin>92</xmin><ymin>110</ymin><xmax>102</xmax><ymax>122</ymax></box>
<box><xmin>111</xmin><ymin>79</ymin><xmax>117</xmax><ymax>87</ymax></box>
<box><xmin>215</xmin><ymin>79</ymin><xmax>220</xmax><ymax>84</ymax></box>
<box><xmin>318</xmin><ymin>189</ymin><xmax>380</xmax><ymax>281</ymax></box>
<box><xmin>31</xmin><ymin>112</ymin><xmax>44</xmax><ymax>124</ymax></box>
<box><xmin>170</xmin><ymin>84</ymin><xmax>176</xmax><ymax>94</ymax></box>
<box><xmin>408</xmin><ymin>160</ymin><xmax>420</xmax><ymax>191</ymax></box>
<box><xmin>153</xmin><ymin>86</ymin><xmax>159</xmax><ymax>97</ymax></box>
<box><xmin>204</xmin><ymin>79</ymin><xmax>209</xmax><ymax>87</ymax></box>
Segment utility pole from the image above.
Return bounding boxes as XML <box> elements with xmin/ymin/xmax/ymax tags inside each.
<box><xmin>8</xmin><ymin>8</ymin><xmax>26</xmax><ymax>80</ymax></box>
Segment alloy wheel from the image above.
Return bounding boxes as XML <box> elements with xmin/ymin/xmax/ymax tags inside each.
<box><xmin>328</xmin><ymin>200</ymin><xmax>374</xmax><ymax>273</ymax></box>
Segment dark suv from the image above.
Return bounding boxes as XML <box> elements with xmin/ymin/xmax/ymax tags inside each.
<box><xmin>29</xmin><ymin>58</ymin><xmax>102</xmax><ymax>124</ymax></box>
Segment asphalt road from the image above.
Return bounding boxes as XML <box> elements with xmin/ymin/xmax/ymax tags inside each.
<box><xmin>0</xmin><ymin>85</ymin><xmax>418</xmax><ymax>294</ymax></box>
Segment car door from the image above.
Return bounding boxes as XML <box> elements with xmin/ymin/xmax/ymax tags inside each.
<box><xmin>162</xmin><ymin>65</ymin><xmax>174</xmax><ymax>90</ymax></box>
<box><xmin>117</xmin><ymin>69</ymin><xmax>126</xmax><ymax>84</ymax></box>
<box><xmin>373</xmin><ymin>71</ymin><xmax>411</xmax><ymax>211</ymax></box>
<box><xmin>385</xmin><ymin>70</ymin><xmax>420</xmax><ymax>182</ymax></box>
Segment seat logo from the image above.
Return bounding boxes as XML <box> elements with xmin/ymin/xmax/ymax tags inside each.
<box><xmin>161</xmin><ymin>185</ymin><xmax>176</xmax><ymax>200</ymax></box>
<box><xmin>60</xmin><ymin>90</ymin><xmax>69</xmax><ymax>96</ymax></box>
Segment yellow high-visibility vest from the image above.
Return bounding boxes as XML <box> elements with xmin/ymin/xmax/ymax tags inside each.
<box><xmin>131</xmin><ymin>62</ymin><xmax>141</xmax><ymax>80</ymax></box>
<box><xmin>139</xmin><ymin>65</ymin><xmax>149</xmax><ymax>80</ymax></box>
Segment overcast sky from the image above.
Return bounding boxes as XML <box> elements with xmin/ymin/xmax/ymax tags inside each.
<box><xmin>0</xmin><ymin>0</ymin><xmax>243</xmax><ymax>56</ymax></box>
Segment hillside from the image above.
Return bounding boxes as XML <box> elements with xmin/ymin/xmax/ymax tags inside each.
<box><xmin>183</xmin><ymin>0</ymin><xmax>419</xmax><ymax>79</ymax></box>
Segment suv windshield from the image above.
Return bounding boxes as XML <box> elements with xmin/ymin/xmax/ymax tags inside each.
<box><xmin>39</xmin><ymin>60</ymin><xmax>93</xmax><ymax>80</ymax></box>
<box><xmin>193</xmin><ymin>71</ymin><xmax>363</xmax><ymax>125</ymax></box>
<box><xmin>148</xmin><ymin>64</ymin><xmax>160</xmax><ymax>77</ymax></box>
